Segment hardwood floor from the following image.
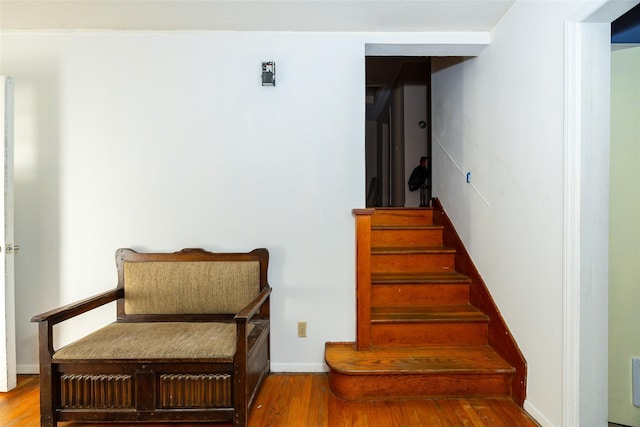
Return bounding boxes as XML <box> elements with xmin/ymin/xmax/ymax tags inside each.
<box><xmin>2</xmin><ymin>374</ymin><xmax>540</xmax><ymax>426</ymax></box>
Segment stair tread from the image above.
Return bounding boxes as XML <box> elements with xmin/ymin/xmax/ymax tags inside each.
<box><xmin>325</xmin><ymin>342</ymin><xmax>514</xmax><ymax>375</ymax></box>
<box><xmin>372</xmin><ymin>271</ymin><xmax>470</xmax><ymax>284</ymax></box>
<box><xmin>371</xmin><ymin>304</ymin><xmax>489</xmax><ymax>323</ymax></box>
<box><xmin>339</xmin><ymin>207</ymin><xmax>521</xmax><ymax>403</ymax></box>
<box><xmin>372</xmin><ymin>225</ymin><xmax>444</xmax><ymax>230</ymax></box>
<box><xmin>374</xmin><ymin>207</ymin><xmax>435</xmax><ymax>211</ymax></box>
<box><xmin>371</xmin><ymin>246</ymin><xmax>456</xmax><ymax>254</ymax></box>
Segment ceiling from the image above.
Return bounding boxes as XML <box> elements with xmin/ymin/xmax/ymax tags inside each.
<box><xmin>2</xmin><ymin>1</ymin><xmax>638</xmax><ymax>41</ymax></box>
<box><xmin>0</xmin><ymin>0</ymin><xmax>516</xmax><ymax>32</ymax></box>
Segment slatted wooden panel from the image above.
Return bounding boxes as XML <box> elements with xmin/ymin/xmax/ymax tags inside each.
<box><xmin>159</xmin><ymin>373</ymin><xmax>232</xmax><ymax>407</ymax></box>
<box><xmin>59</xmin><ymin>374</ymin><xmax>133</xmax><ymax>409</ymax></box>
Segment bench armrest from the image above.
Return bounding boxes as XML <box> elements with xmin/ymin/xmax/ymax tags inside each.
<box><xmin>235</xmin><ymin>286</ymin><xmax>271</xmax><ymax>324</ymax></box>
<box><xmin>31</xmin><ymin>288</ymin><xmax>123</xmax><ymax>326</ymax></box>
<box><xmin>234</xmin><ymin>286</ymin><xmax>271</xmax><ymax>391</ymax></box>
<box><xmin>31</xmin><ymin>288</ymin><xmax>123</xmax><ymax>359</ymax></box>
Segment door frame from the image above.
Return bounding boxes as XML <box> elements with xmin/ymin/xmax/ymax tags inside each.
<box><xmin>562</xmin><ymin>1</ymin><xmax>639</xmax><ymax>424</ymax></box>
<box><xmin>0</xmin><ymin>76</ymin><xmax>17</xmax><ymax>392</ymax></box>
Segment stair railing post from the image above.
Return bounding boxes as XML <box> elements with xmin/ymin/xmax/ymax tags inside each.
<box><xmin>353</xmin><ymin>208</ymin><xmax>374</xmax><ymax>351</ymax></box>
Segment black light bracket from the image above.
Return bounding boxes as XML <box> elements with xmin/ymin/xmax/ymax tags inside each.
<box><xmin>262</xmin><ymin>61</ymin><xmax>276</xmax><ymax>86</ymax></box>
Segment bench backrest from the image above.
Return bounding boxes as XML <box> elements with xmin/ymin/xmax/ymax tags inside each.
<box><xmin>115</xmin><ymin>248</ymin><xmax>269</xmax><ymax>319</ymax></box>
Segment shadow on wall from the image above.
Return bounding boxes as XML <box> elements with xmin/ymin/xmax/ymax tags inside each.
<box><xmin>12</xmin><ymin>67</ymin><xmax>62</xmax><ymax>370</ymax></box>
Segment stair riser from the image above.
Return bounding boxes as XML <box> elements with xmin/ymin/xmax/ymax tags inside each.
<box><xmin>340</xmin><ymin>207</ymin><xmax>522</xmax><ymax>405</ymax></box>
<box><xmin>329</xmin><ymin>371</ymin><xmax>512</xmax><ymax>401</ymax></box>
<box><xmin>371</xmin><ymin>323</ymin><xmax>488</xmax><ymax>347</ymax></box>
<box><xmin>372</xmin><ymin>210</ymin><xmax>434</xmax><ymax>226</ymax></box>
<box><xmin>371</xmin><ymin>284</ymin><xmax>470</xmax><ymax>306</ymax></box>
<box><xmin>371</xmin><ymin>254</ymin><xmax>455</xmax><ymax>274</ymax></box>
<box><xmin>371</xmin><ymin>229</ymin><xmax>443</xmax><ymax>247</ymax></box>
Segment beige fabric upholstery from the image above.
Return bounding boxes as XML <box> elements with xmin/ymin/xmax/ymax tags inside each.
<box><xmin>53</xmin><ymin>322</ymin><xmax>253</xmax><ymax>360</ymax></box>
<box><xmin>124</xmin><ymin>261</ymin><xmax>260</xmax><ymax>314</ymax></box>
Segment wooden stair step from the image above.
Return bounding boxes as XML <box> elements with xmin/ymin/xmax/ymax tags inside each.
<box><xmin>372</xmin><ymin>304</ymin><xmax>489</xmax><ymax>323</ymax></box>
<box><xmin>371</xmin><ymin>246</ymin><xmax>455</xmax><ymax>255</ymax></box>
<box><xmin>371</xmin><ymin>208</ymin><xmax>434</xmax><ymax>227</ymax></box>
<box><xmin>325</xmin><ymin>342</ymin><xmax>514</xmax><ymax>401</ymax></box>
<box><xmin>371</xmin><ymin>272</ymin><xmax>472</xmax><ymax>306</ymax></box>
<box><xmin>371</xmin><ymin>247</ymin><xmax>456</xmax><ymax>274</ymax></box>
<box><xmin>370</xmin><ymin>325</ymin><xmax>489</xmax><ymax>347</ymax></box>
<box><xmin>325</xmin><ymin>342</ymin><xmax>513</xmax><ymax>374</ymax></box>
<box><xmin>372</xmin><ymin>284</ymin><xmax>470</xmax><ymax>306</ymax></box>
<box><xmin>372</xmin><ymin>271</ymin><xmax>470</xmax><ymax>284</ymax></box>
<box><xmin>371</xmin><ymin>225</ymin><xmax>443</xmax><ymax>231</ymax></box>
<box><xmin>370</xmin><ymin>304</ymin><xmax>489</xmax><ymax>347</ymax></box>
<box><xmin>371</xmin><ymin>225</ymin><xmax>444</xmax><ymax>247</ymax></box>
<box><xmin>341</xmin><ymin>207</ymin><xmax>524</xmax><ymax>404</ymax></box>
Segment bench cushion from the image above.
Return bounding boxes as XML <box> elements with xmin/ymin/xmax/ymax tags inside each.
<box><xmin>124</xmin><ymin>260</ymin><xmax>260</xmax><ymax>315</ymax></box>
<box><xmin>53</xmin><ymin>322</ymin><xmax>252</xmax><ymax>361</ymax></box>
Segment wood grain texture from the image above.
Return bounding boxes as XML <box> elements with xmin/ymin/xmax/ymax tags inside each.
<box><xmin>325</xmin><ymin>342</ymin><xmax>514</xmax><ymax>400</ymax></box>
<box><xmin>371</xmin><ymin>271</ymin><xmax>471</xmax><ymax>305</ymax></box>
<box><xmin>370</xmin><ymin>322</ymin><xmax>488</xmax><ymax>347</ymax></box>
<box><xmin>354</xmin><ymin>209</ymin><xmax>373</xmax><ymax>350</ymax></box>
<box><xmin>0</xmin><ymin>375</ymin><xmax>41</xmax><ymax>427</ymax></box>
<box><xmin>371</xmin><ymin>250</ymin><xmax>456</xmax><ymax>273</ymax></box>
<box><xmin>371</xmin><ymin>208</ymin><xmax>434</xmax><ymax>226</ymax></box>
<box><xmin>331</xmin><ymin>205</ymin><xmax>526</xmax><ymax>405</ymax></box>
<box><xmin>372</xmin><ymin>304</ymin><xmax>488</xmax><ymax>322</ymax></box>
<box><xmin>325</xmin><ymin>343</ymin><xmax>514</xmax><ymax>374</ymax></box>
<box><xmin>328</xmin><ymin>371</ymin><xmax>512</xmax><ymax>401</ymax></box>
<box><xmin>372</xmin><ymin>226</ymin><xmax>444</xmax><ymax>247</ymax></box>
<box><xmin>2</xmin><ymin>374</ymin><xmax>540</xmax><ymax>427</ymax></box>
<box><xmin>372</xmin><ymin>283</ymin><xmax>470</xmax><ymax>306</ymax></box>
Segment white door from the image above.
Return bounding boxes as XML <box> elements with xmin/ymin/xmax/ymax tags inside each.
<box><xmin>0</xmin><ymin>76</ymin><xmax>16</xmax><ymax>392</ymax></box>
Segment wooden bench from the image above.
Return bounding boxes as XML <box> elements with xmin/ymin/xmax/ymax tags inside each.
<box><xmin>31</xmin><ymin>248</ymin><xmax>272</xmax><ymax>427</ymax></box>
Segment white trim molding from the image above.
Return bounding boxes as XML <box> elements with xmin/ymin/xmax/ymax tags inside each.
<box><xmin>270</xmin><ymin>363</ymin><xmax>329</xmax><ymax>373</ymax></box>
<box><xmin>562</xmin><ymin>20</ymin><xmax>582</xmax><ymax>427</ymax></box>
<box><xmin>562</xmin><ymin>0</ymin><xmax>629</xmax><ymax>423</ymax></box>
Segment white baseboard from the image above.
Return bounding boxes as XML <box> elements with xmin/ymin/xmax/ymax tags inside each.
<box><xmin>17</xmin><ymin>364</ymin><xmax>39</xmax><ymax>375</ymax></box>
<box><xmin>270</xmin><ymin>363</ymin><xmax>328</xmax><ymax>373</ymax></box>
<box><xmin>524</xmin><ymin>400</ymin><xmax>555</xmax><ymax>427</ymax></box>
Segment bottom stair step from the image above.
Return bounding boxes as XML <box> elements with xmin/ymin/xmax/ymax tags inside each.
<box><xmin>325</xmin><ymin>342</ymin><xmax>515</xmax><ymax>401</ymax></box>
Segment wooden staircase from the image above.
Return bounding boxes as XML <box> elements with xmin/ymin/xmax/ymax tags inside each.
<box><xmin>325</xmin><ymin>203</ymin><xmax>526</xmax><ymax>404</ymax></box>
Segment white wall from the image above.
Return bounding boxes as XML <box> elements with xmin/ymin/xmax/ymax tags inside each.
<box><xmin>1</xmin><ymin>9</ymin><xmax>613</xmax><ymax>423</ymax></box>
<box><xmin>0</xmin><ymin>29</ymin><xmax>491</xmax><ymax>375</ymax></box>
<box><xmin>1</xmin><ymin>31</ymin><xmax>368</xmax><ymax>373</ymax></box>
<box><xmin>431</xmin><ymin>2</ymin><xmax>586</xmax><ymax>425</ymax></box>
<box><xmin>609</xmin><ymin>45</ymin><xmax>640</xmax><ymax>426</ymax></box>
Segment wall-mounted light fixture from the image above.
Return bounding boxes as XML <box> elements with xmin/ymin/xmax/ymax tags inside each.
<box><xmin>262</xmin><ymin>61</ymin><xmax>276</xmax><ymax>86</ymax></box>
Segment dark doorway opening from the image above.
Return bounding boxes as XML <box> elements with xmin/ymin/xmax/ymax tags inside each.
<box><xmin>365</xmin><ymin>57</ymin><xmax>432</xmax><ymax>208</ymax></box>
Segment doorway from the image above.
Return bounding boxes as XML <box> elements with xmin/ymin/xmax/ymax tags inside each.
<box><xmin>365</xmin><ymin>57</ymin><xmax>431</xmax><ymax>208</ymax></box>
<box><xmin>609</xmin><ymin>5</ymin><xmax>640</xmax><ymax>426</ymax></box>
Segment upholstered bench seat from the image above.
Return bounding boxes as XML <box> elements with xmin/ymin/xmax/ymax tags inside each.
<box><xmin>53</xmin><ymin>322</ymin><xmax>255</xmax><ymax>361</ymax></box>
<box><xmin>32</xmin><ymin>248</ymin><xmax>272</xmax><ymax>427</ymax></box>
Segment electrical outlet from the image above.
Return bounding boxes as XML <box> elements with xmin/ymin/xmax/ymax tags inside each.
<box><xmin>297</xmin><ymin>321</ymin><xmax>307</xmax><ymax>338</ymax></box>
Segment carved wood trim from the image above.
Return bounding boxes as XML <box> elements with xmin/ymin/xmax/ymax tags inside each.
<box><xmin>159</xmin><ymin>374</ymin><xmax>232</xmax><ymax>407</ymax></box>
<box><xmin>59</xmin><ymin>374</ymin><xmax>133</xmax><ymax>409</ymax></box>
